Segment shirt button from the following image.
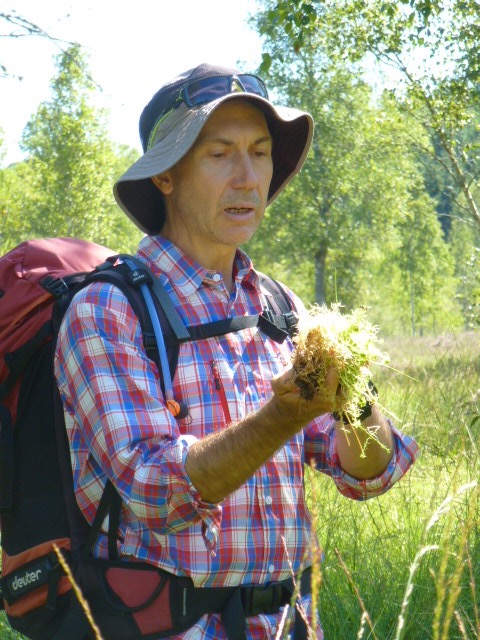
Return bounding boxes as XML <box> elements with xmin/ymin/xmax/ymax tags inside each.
<box><xmin>268</xmin><ymin>564</ymin><xmax>275</xmax><ymax>573</ymax></box>
<box><xmin>245</xmin><ymin>364</ymin><xmax>252</xmax><ymax>373</ymax></box>
<box><xmin>265</xmin><ymin>496</ymin><xmax>272</xmax><ymax>505</ymax></box>
<box><xmin>212</xmin><ymin>273</ymin><xmax>222</xmax><ymax>282</ymax></box>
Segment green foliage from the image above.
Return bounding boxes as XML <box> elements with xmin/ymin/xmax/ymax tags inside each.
<box><xmin>247</xmin><ymin>63</ymin><xmax>398</xmax><ymax>304</ymax></box>
<box><xmin>257</xmin><ymin>0</ymin><xmax>446</xmax><ymax>72</ymax></box>
<box><xmin>0</xmin><ymin>155</ymin><xmax>35</xmax><ymax>247</ymax></box>
<box><xmin>381</xmin><ymin>192</ymin><xmax>463</xmax><ymax>336</ymax></box>
<box><xmin>0</xmin><ymin>618</ymin><xmax>25</xmax><ymax>639</ymax></box>
<box><xmin>245</xmin><ymin>47</ymin><xmax>461</xmax><ymax>334</ymax></box>
<box><xmin>0</xmin><ymin>45</ymin><xmax>142</xmax><ymax>254</ymax></box>
<box><xmin>307</xmin><ymin>331</ymin><xmax>480</xmax><ymax>639</ymax></box>
<box><xmin>449</xmin><ymin>220</ymin><xmax>480</xmax><ymax>329</ymax></box>
<box><xmin>255</xmin><ymin>0</ymin><xmax>480</xmax><ymax>231</ymax></box>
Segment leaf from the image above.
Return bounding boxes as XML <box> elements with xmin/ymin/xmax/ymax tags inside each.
<box><xmin>260</xmin><ymin>52</ymin><xmax>272</xmax><ymax>74</ymax></box>
<box><xmin>470</xmin><ymin>415</ymin><xmax>480</xmax><ymax>429</ymax></box>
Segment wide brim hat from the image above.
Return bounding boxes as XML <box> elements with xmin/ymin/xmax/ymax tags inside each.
<box><xmin>114</xmin><ymin>64</ymin><xmax>314</xmax><ymax>235</ymax></box>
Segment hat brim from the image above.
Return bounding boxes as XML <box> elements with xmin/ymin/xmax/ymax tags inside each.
<box><xmin>114</xmin><ymin>93</ymin><xmax>313</xmax><ymax>235</ymax></box>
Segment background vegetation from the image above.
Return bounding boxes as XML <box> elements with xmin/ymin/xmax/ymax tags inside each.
<box><xmin>308</xmin><ymin>331</ymin><xmax>479</xmax><ymax>639</ymax></box>
<box><xmin>245</xmin><ymin>0</ymin><xmax>480</xmax><ymax>336</ymax></box>
<box><xmin>0</xmin><ymin>44</ymin><xmax>142</xmax><ymax>254</ymax></box>
<box><xmin>1</xmin><ymin>1</ymin><xmax>479</xmax><ymax>638</ymax></box>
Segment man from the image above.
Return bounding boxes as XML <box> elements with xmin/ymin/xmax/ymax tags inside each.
<box><xmin>55</xmin><ymin>63</ymin><xmax>419</xmax><ymax>639</ymax></box>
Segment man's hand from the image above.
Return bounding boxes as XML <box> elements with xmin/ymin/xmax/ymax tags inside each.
<box><xmin>270</xmin><ymin>365</ymin><xmax>339</xmax><ymax>426</ymax></box>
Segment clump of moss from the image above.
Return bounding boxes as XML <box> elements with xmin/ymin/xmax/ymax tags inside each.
<box><xmin>292</xmin><ymin>304</ymin><xmax>388</xmax><ymax>421</ymax></box>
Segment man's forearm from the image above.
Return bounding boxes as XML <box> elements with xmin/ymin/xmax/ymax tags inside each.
<box><xmin>334</xmin><ymin>405</ymin><xmax>394</xmax><ymax>479</ymax></box>
<box><xmin>184</xmin><ymin>399</ymin><xmax>302</xmax><ymax>504</ymax></box>
<box><xmin>185</xmin><ymin>367</ymin><xmax>339</xmax><ymax>503</ymax></box>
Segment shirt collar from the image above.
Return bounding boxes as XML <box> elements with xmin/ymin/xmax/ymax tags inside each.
<box><xmin>136</xmin><ymin>236</ymin><xmax>259</xmax><ymax>298</ymax></box>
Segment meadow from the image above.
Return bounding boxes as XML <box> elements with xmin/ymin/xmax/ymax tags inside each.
<box><xmin>310</xmin><ymin>331</ymin><xmax>480</xmax><ymax>640</ymax></box>
<box><xmin>0</xmin><ymin>332</ymin><xmax>478</xmax><ymax>639</ymax></box>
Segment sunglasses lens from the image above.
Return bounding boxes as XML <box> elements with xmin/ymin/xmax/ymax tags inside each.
<box><xmin>185</xmin><ymin>77</ymin><xmax>231</xmax><ymax>106</ymax></box>
<box><xmin>185</xmin><ymin>75</ymin><xmax>268</xmax><ymax>108</ymax></box>
<box><xmin>238</xmin><ymin>75</ymin><xmax>269</xmax><ymax>99</ymax></box>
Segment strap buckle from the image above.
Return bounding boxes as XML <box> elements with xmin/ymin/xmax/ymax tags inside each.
<box><xmin>241</xmin><ymin>582</ymin><xmax>284</xmax><ymax>616</ymax></box>
<box><xmin>40</xmin><ymin>275</ymin><xmax>69</xmax><ymax>297</ymax></box>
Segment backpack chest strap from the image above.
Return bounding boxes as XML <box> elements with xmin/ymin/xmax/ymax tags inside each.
<box><xmin>158</xmin><ymin>311</ymin><xmax>291</xmax><ymax>347</ymax></box>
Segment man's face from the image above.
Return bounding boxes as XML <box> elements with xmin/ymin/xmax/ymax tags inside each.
<box><xmin>155</xmin><ymin>100</ymin><xmax>274</xmax><ymax>262</ymax></box>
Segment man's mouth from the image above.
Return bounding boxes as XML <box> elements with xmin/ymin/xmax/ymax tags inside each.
<box><xmin>225</xmin><ymin>207</ymin><xmax>253</xmax><ymax>214</ymax></box>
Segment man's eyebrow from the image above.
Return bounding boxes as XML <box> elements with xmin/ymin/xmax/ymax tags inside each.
<box><xmin>199</xmin><ymin>135</ymin><xmax>272</xmax><ymax>146</ymax></box>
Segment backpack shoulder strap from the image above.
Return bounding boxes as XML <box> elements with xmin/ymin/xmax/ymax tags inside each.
<box><xmin>257</xmin><ymin>272</ymin><xmax>298</xmax><ymax>339</ymax></box>
<box><xmin>115</xmin><ymin>255</ymin><xmax>190</xmax><ymax>343</ymax></box>
<box><xmin>258</xmin><ymin>272</ymin><xmax>293</xmax><ymax>312</ymax></box>
<box><xmin>79</xmin><ymin>260</ymin><xmax>177</xmax><ymax>396</ymax></box>
<box><xmin>81</xmin><ymin>257</ymin><xmax>189</xmax><ymax>419</ymax></box>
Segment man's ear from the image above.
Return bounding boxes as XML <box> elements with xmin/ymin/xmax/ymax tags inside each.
<box><xmin>152</xmin><ymin>172</ymin><xmax>173</xmax><ymax>195</ymax></box>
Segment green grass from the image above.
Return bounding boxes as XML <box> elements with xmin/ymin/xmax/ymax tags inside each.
<box><xmin>1</xmin><ymin>331</ymin><xmax>479</xmax><ymax>639</ymax></box>
<box><xmin>308</xmin><ymin>330</ymin><xmax>480</xmax><ymax>640</ymax></box>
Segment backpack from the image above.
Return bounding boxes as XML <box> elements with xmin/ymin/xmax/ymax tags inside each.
<box><xmin>0</xmin><ymin>237</ymin><xmax>297</xmax><ymax>640</ymax></box>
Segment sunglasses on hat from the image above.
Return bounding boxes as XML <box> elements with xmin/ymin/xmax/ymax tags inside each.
<box><xmin>147</xmin><ymin>74</ymin><xmax>269</xmax><ymax>150</ymax></box>
<box><xmin>177</xmin><ymin>74</ymin><xmax>269</xmax><ymax>108</ymax></box>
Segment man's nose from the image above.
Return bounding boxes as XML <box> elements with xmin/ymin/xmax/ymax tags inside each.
<box><xmin>231</xmin><ymin>153</ymin><xmax>258</xmax><ymax>190</ymax></box>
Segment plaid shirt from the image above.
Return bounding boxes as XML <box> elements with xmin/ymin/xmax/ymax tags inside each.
<box><xmin>55</xmin><ymin>235</ymin><xmax>419</xmax><ymax>639</ymax></box>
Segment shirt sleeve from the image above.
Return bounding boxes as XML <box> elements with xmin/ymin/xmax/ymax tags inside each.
<box><xmin>54</xmin><ymin>281</ymin><xmax>222</xmax><ymax>542</ymax></box>
<box><xmin>304</xmin><ymin>414</ymin><xmax>419</xmax><ymax>500</ymax></box>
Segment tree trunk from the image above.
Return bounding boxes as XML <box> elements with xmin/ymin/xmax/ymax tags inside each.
<box><xmin>409</xmin><ymin>268</ymin><xmax>416</xmax><ymax>337</ymax></box>
<box><xmin>314</xmin><ymin>242</ymin><xmax>328</xmax><ymax>305</ymax></box>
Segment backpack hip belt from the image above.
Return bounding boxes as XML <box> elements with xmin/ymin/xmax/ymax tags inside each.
<box><xmin>183</xmin><ymin>566</ymin><xmax>311</xmax><ymax>640</ymax></box>
<box><xmin>70</xmin><ymin>554</ymin><xmax>312</xmax><ymax>640</ymax></box>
